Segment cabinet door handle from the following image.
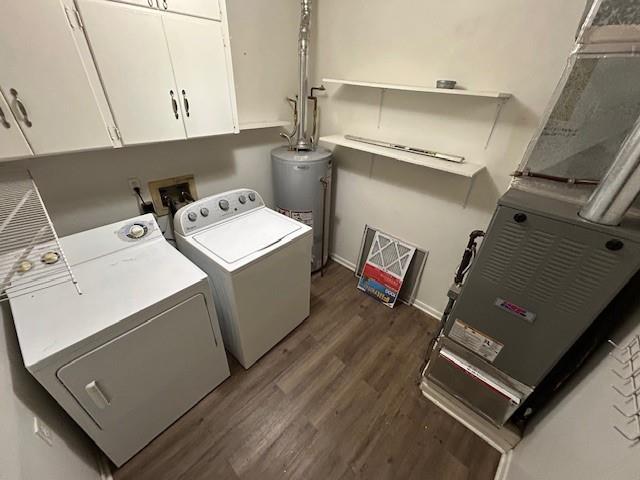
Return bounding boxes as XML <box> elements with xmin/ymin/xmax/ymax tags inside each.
<box><xmin>85</xmin><ymin>380</ymin><xmax>110</xmax><ymax>409</ymax></box>
<box><xmin>0</xmin><ymin>106</ymin><xmax>10</xmax><ymax>129</ymax></box>
<box><xmin>181</xmin><ymin>89</ymin><xmax>190</xmax><ymax>117</ymax></box>
<box><xmin>10</xmin><ymin>89</ymin><xmax>32</xmax><ymax>128</ymax></box>
<box><xmin>162</xmin><ymin>0</ymin><xmax>168</xmax><ymax>9</ymax></box>
<box><xmin>170</xmin><ymin>90</ymin><xmax>179</xmax><ymax>119</ymax></box>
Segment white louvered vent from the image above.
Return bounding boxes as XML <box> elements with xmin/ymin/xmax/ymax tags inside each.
<box><xmin>0</xmin><ymin>168</ymin><xmax>79</xmax><ymax>302</ymax></box>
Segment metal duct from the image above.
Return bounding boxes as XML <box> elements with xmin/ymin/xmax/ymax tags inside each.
<box><xmin>579</xmin><ymin>116</ymin><xmax>640</xmax><ymax>225</ymax></box>
<box><xmin>294</xmin><ymin>0</ymin><xmax>313</xmax><ymax>151</ymax></box>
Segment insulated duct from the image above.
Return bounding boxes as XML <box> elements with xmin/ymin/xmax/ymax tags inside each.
<box><xmin>579</xmin><ymin>116</ymin><xmax>640</xmax><ymax>225</ymax></box>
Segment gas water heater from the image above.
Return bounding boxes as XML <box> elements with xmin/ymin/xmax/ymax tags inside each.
<box><xmin>271</xmin><ymin>0</ymin><xmax>332</xmax><ymax>272</ymax></box>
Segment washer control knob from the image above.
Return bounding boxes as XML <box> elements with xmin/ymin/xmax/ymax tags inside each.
<box><xmin>248</xmin><ymin>192</ymin><xmax>256</xmax><ymax>202</ymax></box>
<box><xmin>187</xmin><ymin>212</ymin><xmax>198</xmax><ymax>222</ymax></box>
<box><xmin>200</xmin><ymin>207</ymin><xmax>210</xmax><ymax>217</ymax></box>
<box><xmin>128</xmin><ymin>224</ymin><xmax>146</xmax><ymax>239</ymax></box>
<box><xmin>238</xmin><ymin>195</ymin><xmax>247</xmax><ymax>205</ymax></box>
<box><xmin>219</xmin><ymin>199</ymin><xmax>230</xmax><ymax>211</ymax></box>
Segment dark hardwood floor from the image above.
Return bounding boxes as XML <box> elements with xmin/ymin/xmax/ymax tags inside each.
<box><xmin>114</xmin><ymin>261</ymin><xmax>501</xmax><ymax>480</ymax></box>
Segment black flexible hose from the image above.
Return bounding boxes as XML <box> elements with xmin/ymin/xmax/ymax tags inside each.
<box><xmin>454</xmin><ymin>230</ymin><xmax>485</xmax><ymax>284</ymax></box>
<box><xmin>418</xmin><ymin>229</ymin><xmax>485</xmax><ymax>383</ymax></box>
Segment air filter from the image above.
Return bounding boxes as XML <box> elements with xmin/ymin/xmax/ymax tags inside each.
<box><xmin>357</xmin><ymin>230</ymin><xmax>416</xmax><ymax>308</ymax></box>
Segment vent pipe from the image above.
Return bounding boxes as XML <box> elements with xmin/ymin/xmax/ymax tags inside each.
<box><xmin>295</xmin><ymin>0</ymin><xmax>313</xmax><ymax>151</ymax></box>
<box><xmin>579</xmin><ymin>116</ymin><xmax>640</xmax><ymax>225</ymax></box>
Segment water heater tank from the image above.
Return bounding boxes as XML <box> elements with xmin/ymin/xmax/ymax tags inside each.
<box><xmin>272</xmin><ymin>146</ymin><xmax>333</xmax><ymax>272</ymax></box>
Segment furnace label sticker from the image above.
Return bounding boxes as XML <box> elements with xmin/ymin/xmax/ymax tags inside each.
<box><xmin>494</xmin><ymin>298</ymin><xmax>536</xmax><ymax>323</ymax></box>
<box><xmin>449</xmin><ymin>319</ymin><xmax>503</xmax><ymax>362</ymax></box>
<box><xmin>277</xmin><ymin>208</ymin><xmax>313</xmax><ymax>228</ymax></box>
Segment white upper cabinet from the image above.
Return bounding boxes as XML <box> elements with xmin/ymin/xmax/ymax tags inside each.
<box><xmin>0</xmin><ymin>91</ymin><xmax>33</xmax><ymax>162</ymax></box>
<box><xmin>77</xmin><ymin>0</ymin><xmax>187</xmax><ymax>145</ymax></box>
<box><xmin>0</xmin><ymin>0</ymin><xmax>114</xmax><ymax>156</ymax></box>
<box><xmin>77</xmin><ymin>0</ymin><xmax>237</xmax><ymax>146</ymax></box>
<box><xmin>162</xmin><ymin>13</ymin><xmax>235</xmax><ymax>138</ymax></box>
<box><xmin>105</xmin><ymin>0</ymin><xmax>220</xmax><ymax>19</ymax></box>
<box><xmin>159</xmin><ymin>0</ymin><xmax>220</xmax><ymax>21</ymax></box>
<box><xmin>109</xmin><ymin>0</ymin><xmax>157</xmax><ymax>7</ymax></box>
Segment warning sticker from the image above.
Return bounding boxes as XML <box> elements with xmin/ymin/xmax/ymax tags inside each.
<box><xmin>277</xmin><ymin>208</ymin><xmax>314</xmax><ymax>229</ymax></box>
<box><xmin>449</xmin><ymin>319</ymin><xmax>503</xmax><ymax>362</ymax></box>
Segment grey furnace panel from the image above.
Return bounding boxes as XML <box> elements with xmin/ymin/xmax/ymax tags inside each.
<box><xmin>444</xmin><ymin>189</ymin><xmax>640</xmax><ymax>387</ymax></box>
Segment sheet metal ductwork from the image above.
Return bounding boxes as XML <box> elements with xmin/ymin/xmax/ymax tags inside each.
<box><xmin>580</xmin><ymin>117</ymin><xmax>640</xmax><ymax>225</ymax></box>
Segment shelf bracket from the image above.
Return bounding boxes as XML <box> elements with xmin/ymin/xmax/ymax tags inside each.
<box><xmin>462</xmin><ymin>176</ymin><xmax>476</xmax><ymax>209</ymax></box>
<box><xmin>484</xmin><ymin>98</ymin><xmax>507</xmax><ymax>150</ymax></box>
<box><xmin>377</xmin><ymin>88</ymin><xmax>386</xmax><ymax>130</ymax></box>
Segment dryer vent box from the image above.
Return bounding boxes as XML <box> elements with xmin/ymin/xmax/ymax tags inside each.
<box><xmin>148</xmin><ymin>175</ymin><xmax>198</xmax><ymax>216</ymax></box>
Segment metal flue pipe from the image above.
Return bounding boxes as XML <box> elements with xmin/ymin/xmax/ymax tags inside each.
<box><xmin>295</xmin><ymin>0</ymin><xmax>313</xmax><ymax>151</ymax></box>
<box><xmin>580</xmin><ymin>116</ymin><xmax>640</xmax><ymax>225</ymax></box>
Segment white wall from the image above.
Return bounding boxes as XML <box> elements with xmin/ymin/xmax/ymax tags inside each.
<box><xmin>314</xmin><ymin>0</ymin><xmax>589</xmax><ymax>315</ymax></box>
<box><xmin>24</xmin><ymin>130</ymin><xmax>286</xmax><ymax>237</ymax></box>
<box><xmin>1</xmin><ymin>2</ymin><xmax>298</xmax><ymax>479</ymax></box>
<box><xmin>0</xmin><ymin>304</ymin><xmax>100</xmax><ymax>480</ymax></box>
<box><xmin>505</xmin><ymin>277</ymin><xmax>640</xmax><ymax>480</ymax></box>
<box><xmin>227</xmin><ymin>0</ymin><xmax>298</xmax><ymax>125</ymax></box>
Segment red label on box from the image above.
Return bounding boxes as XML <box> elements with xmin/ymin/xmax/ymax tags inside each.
<box><xmin>362</xmin><ymin>263</ymin><xmax>402</xmax><ymax>291</ymax></box>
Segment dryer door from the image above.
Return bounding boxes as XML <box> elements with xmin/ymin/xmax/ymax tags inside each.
<box><xmin>57</xmin><ymin>294</ymin><xmax>228</xmax><ymax>453</ymax></box>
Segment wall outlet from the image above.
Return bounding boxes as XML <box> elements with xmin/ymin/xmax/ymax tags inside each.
<box><xmin>33</xmin><ymin>417</ymin><xmax>53</xmax><ymax>446</ymax></box>
<box><xmin>128</xmin><ymin>177</ymin><xmax>142</xmax><ymax>195</ymax></box>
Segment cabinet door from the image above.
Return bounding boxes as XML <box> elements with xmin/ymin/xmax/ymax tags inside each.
<box><xmin>0</xmin><ymin>1</ymin><xmax>113</xmax><ymax>156</ymax></box>
<box><xmin>161</xmin><ymin>0</ymin><xmax>220</xmax><ymax>21</ymax></box>
<box><xmin>77</xmin><ymin>0</ymin><xmax>186</xmax><ymax>145</ymax></box>
<box><xmin>163</xmin><ymin>14</ymin><xmax>236</xmax><ymax>138</ymax></box>
<box><xmin>0</xmin><ymin>91</ymin><xmax>33</xmax><ymax>161</ymax></box>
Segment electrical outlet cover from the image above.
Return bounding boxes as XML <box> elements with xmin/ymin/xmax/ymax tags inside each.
<box><xmin>128</xmin><ymin>177</ymin><xmax>142</xmax><ymax>195</ymax></box>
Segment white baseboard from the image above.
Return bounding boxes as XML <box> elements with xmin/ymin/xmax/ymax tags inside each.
<box><xmin>411</xmin><ymin>298</ymin><xmax>443</xmax><ymax>319</ymax></box>
<box><xmin>329</xmin><ymin>253</ymin><xmax>443</xmax><ymax>319</ymax></box>
<box><xmin>494</xmin><ymin>450</ymin><xmax>513</xmax><ymax>480</ymax></box>
<box><xmin>329</xmin><ymin>252</ymin><xmax>357</xmax><ymax>271</ymax></box>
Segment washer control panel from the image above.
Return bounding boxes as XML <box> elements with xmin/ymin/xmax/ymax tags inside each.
<box><xmin>175</xmin><ymin>189</ymin><xmax>265</xmax><ymax>236</ymax></box>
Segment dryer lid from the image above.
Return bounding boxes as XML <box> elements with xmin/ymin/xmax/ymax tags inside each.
<box><xmin>194</xmin><ymin>209</ymin><xmax>302</xmax><ymax>263</ymax></box>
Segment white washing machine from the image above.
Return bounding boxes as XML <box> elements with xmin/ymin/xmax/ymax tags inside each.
<box><xmin>174</xmin><ymin>189</ymin><xmax>312</xmax><ymax>369</ymax></box>
<box><xmin>9</xmin><ymin>214</ymin><xmax>229</xmax><ymax>467</ymax></box>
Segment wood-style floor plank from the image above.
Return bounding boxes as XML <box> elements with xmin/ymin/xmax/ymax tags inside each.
<box><xmin>114</xmin><ymin>261</ymin><xmax>501</xmax><ymax>480</ymax></box>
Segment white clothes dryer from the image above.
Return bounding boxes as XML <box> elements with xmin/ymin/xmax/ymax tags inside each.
<box><xmin>9</xmin><ymin>214</ymin><xmax>229</xmax><ymax>466</ymax></box>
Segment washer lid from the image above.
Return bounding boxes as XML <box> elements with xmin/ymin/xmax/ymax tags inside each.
<box><xmin>194</xmin><ymin>208</ymin><xmax>302</xmax><ymax>263</ymax></box>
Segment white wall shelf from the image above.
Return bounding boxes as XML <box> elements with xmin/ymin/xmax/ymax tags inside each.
<box><xmin>319</xmin><ymin>134</ymin><xmax>485</xmax><ymax>178</ymax></box>
<box><xmin>322</xmin><ymin>78</ymin><xmax>511</xmax><ymax>99</ymax></box>
<box><xmin>239</xmin><ymin>120</ymin><xmax>290</xmax><ymax>131</ymax></box>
